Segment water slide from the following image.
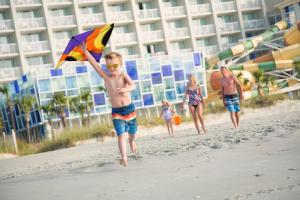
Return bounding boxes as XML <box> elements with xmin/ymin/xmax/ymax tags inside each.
<box><xmin>207</xmin><ymin>21</ymin><xmax>289</xmax><ymax>68</ymax></box>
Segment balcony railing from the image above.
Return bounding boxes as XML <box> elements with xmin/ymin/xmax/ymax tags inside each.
<box><xmin>78</xmin><ymin>0</ymin><xmax>102</xmax><ymax>2</ymax></box>
<box><xmin>215</xmin><ymin>1</ymin><xmax>237</xmax><ymax>12</ymax></box>
<box><xmin>107</xmin><ymin>11</ymin><xmax>133</xmax><ymax>22</ymax></box>
<box><xmin>0</xmin><ymin>68</ymin><xmax>22</xmax><ymax>81</ymax></box>
<box><xmin>164</xmin><ymin>6</ymin><xmax>186</xmax><ymax>18</ymax></box>
<box><xmin>138</xmin><ymin>8</ymin><xmax>160</xmax><ymax>19</ymax></box>
<box><xmin>196</xmin><ymin>45</ymin><xmax>218</xmax><ymax>55</ymax></box>
<box><xmin>14</xmin><ymin>0</ymin><xmax>42</xmax><ymax>5</ymax></box>
<box><xmin>113</xmin><ymin>32</ymin><xmax>137</xmax><ymax>44</ymax></box>
<box><xmin>16</xmin><ymin>17</ymin><xmax>46</xmax><ymax>29</ymax></box>
<box><xmin>80</xmin><ymin>13</ymin><xmax>105</xmax><ymax>25</ymax></box>
<box><xmin>222</xmin><ymin>42</ymin><xmax>238</xmax><ymax>50</ymax></box>
<box><xmin>55</xmin><ymin>39</ymin><xmax>69</xmax><ymax>50</ymax></box>
<box><xmin>168</xmin><ymin>27</ymin><xmax>190</xmax><ymax>38</ymax></box>
<box><xmin>190</xmin><ymin>4</ymin><xmax>211</xmax><ymax>15</ymax></box>
<box><xmin>243</xmin><ymin>19</ymin><xmax>265</xmax><ymax>30</ymax></box>
<box><xmin>219</xmin><ymin>22</ymin><xmax>240</xmax><ymax>33</ymax></box>
<box><xmin>240</xmin><ymin>0</ymin><xmax>261</xmax><ymax>10</ymax></box>
<box><xmin>141</xmin><ymin>30</ymin><xmax>164</xmax><ymax>42</ymax></box>
<box><xmin>0</xmin><ymin>0</ymin><xmax>9</xmax><ymax>5</ymax></box>
<box><xmin>50</xmin><ymin>15</ymin><xmax>76</xmax><ymax>27</ymax></box>
<box><xmin>46</xmin><ymin>0</ymin><xmax>72</xmax><ymax>3</ymax></box>
<box><xmin>193</xmin><ymin>24</ymin><xmax>215</xmax><ymax>36</ymax></box>
<box><xmin>22</xmin><ymin>41</ymin><xmax>50</xmax><ymax>53</ymax></box>
<box><xmin>0</xmin><ymin>43</ymin><xmax>18</xmax><ymax>55</ymax></box>
<box><xmin>28</xmin><ymin>64</ymin><xmax>53</xmax><ymax>76</ymax></box>
<box><xmin>0</xmin><ymin>20</ymin><xmax>14</xmax><ymax>31</ymax></box>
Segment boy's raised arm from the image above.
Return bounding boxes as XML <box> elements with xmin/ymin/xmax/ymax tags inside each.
<box><xmin>80</xmin><ymin>43</ymin><xmax>108</xmax><ymax>80</ymax></box>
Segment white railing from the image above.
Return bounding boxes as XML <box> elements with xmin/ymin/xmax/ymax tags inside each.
<box><xmin>22</xmin><ymin>41</ymin><xmax>50</xmax><ymax>52</ymax></box>
<box><xmin>16</xmin><ymin>17</ymin><xmax>46</xmax><ymax>29</ymax></box>
<box><xmin>0</xmin><ymin>43</ymin><xmax>18</xmax><ymax>54</ymax></box>
<box><xmin>107</xmin><ymin>11</ymin><xmax>133</xmax><ymax>22</ymax></box>
<box><xmin>138</xmin><ymin>8</ymin><xmax>160</xmax><ymax>19</ymax></box>
<box><xmin>243</xmin><ymin>19</ymin><xmax>265</xmax><ymax>30</ymax></box>
<box><xmin>50</xmin><ymin>15</ymin><xmax>76</xmax><ymax>27</ymax></box>
<box><xmin>190</xmin><ymin>4</ymin><xmax>211</xmax><ymax>15</ymax></box>
<box><xmin>113</xmin><ymin>32</ymin><xmax>137</xmax><ymax>44</ymax></box>
<box><xmin>240</xmin><ymin>0</ymin><xmax>261</xmax><ymax>9</ymax></box>
<box><xmin>168</xmin><ymin>27</ymin><xmax>190</xmax><ymax>38</ymax></box>
<box><xmin>193</xmin><ymin>24</ymin><xmax>215</xmax><ymax>35</ymax></box>
<box><xmin>29</xmin><ymin>64</ymin><xmax>53</xmax><ymax>76</ymax></box>
<box><xmin>164</xmin><ymin>6</ymin><xmax>186</xmax><ymax>17</ymax></box>
<box><xmin>215</xmin><ymin>1</ymin><xmax>236</xmax><ymax>12</ymax></box>
<box><xmin>55</xmin><ymin>39</ymin><xmax>69</xmax><ymax>50</ymax></box>
<box><xmin>14</xmin><ymin>0</ymin><xmax>42</xmax><ymax>5</ymax></box>
<box><xmin>196</xmin><ymin>45</ymin><xmax>218</xmax><ymax>55</ymax></box>
<box><xmin>0</xmin><ymin>20</ymin><xmax>14</xmax><ymax>31</ymax></box>
<box><xmin>0</xmin><ymin>68</ymin><xmax>22</xmax><ymax>81</ymax></box>
<box><xmin>219</xmin><ymin>22</ymin><xmax>240</xmax><ymax>33</ymax></box>
<box><xmin>141</xmin><ymin>30</ymin><xmax>164</xmax><ymax>41</ymax></box>
<box><xmin>80</xmin><ymin>13</ymin><xmax>105</xmax><ymax>25</ymax></box>
<box><xmin>78</xmin><ymin>0</ymin><xmax>102</xmax><ymax>2</ymax></box>
<box><xmin>46</xmin><ymin>0</ymin><xmax>72</xmax><ymax>3</ymax></box>
<box><xmin>0</xmin><ymin>0</ymin><xmax>9</xmax><ymax>5</ymax></box>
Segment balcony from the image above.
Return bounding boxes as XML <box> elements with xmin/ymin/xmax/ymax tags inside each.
<box><xmin>0</xmin><ymin>0</ymin><xmax>9</xmax><ymax>6</ymax></box>
<box><xmin>0</xmin><ymin>67</ymin><xmax>22</xmax><ymax>82</ymax></box>
<box><xmin>0</xmin><ymin>20</ymin><xmax>14</xmax><ymax>32</ymax></box>
<box><xmin>16</xmin><ymin>17</ymin><xmax>46</xmax><ymax>29</ymax></box>
<box><xmin>78</xmin><ymin>0</ymin><xmax>102</xmax><ymax>3</ymax></box>
<box><xmin>138</xmin><ymin>8</ymin><xmax>160</xmax><ymax>20</ymax></box>
<box><xmin>55</xmin><ymin>39</ymin><xmax>69</xmax><ymax>51</ymax></box>
<box><xmin>14</xmin><ymin>0</ymin><xmax>42</xmax><ymax>6</ymax></box>
<box><xmin>113</xmin><ymin>32</ymin><xmax>137</xmax><ymax>45</ymax></box>
<box><xmin>80</xmin><ymin>13</ymin><xmax>105</xmax><ymax>26</ymax></box>
<box><xmin>0</xmin><ymin>43</ymin><xmax>18</xmax><ymax>55</ymax></box>
<box><xmin>107</xmin><ymin>11</ymin><xmax>133</xmax><ymax>23</ymax></box>
<box><xmin>141</xmin><ymin>30</ymin><xmax>164</xmax><ymax>42</ymax></box>
<box><xmin>190</xmin><ymin>4</ymin><xmax>212</xmax><ymax>16</ymax></box>
<box><xmin>46</xmin><ymin>0</ymin><xmax>72</xmax><ymax>4</ymax></box>
<box><xmin>215</xmin><ymin>1</ymin><xmax>237</xmax><ymax>13</ymax></box>
<box><xmin>240</xmin><ymin>0</ymin><xmax>262</xmax><ymax>10</ymax></box>
<box><xmin>168</xmin><ymin>27</ymin><xmax>190</xmax><ymax>39</ymax></box>
<box><xmin>219</xmin><ymin>22</ymin><xmax>240</xmax><ymax>34</ymax></box>
<box><xmin>144</xmin><ymin>51</ymin><xmax>166</xmax><ymax>57</ymax></box>
<box><xmin>193</xmin><ymin>24</ymin><xmax>215</xmax><ymax>36</ymax></box>
<box><xmin>196</xmin><ymin>45</ymin><xmax>218</xmax><ymax>56</ymax></box>
<box><xmin>50</xmin><ymin>15</ymin><xmax>76</xmax><ymax>28</ymax></box>
<box><xmin>222</xmin><ymin>42</ymin><xmax>238</xmax><ymax>50</ymax></box>
<box><xmin>28</xmin><ymin>64</ymin><xmax>53</xmax><ymax>76</ymax></box>
<box><xmin>243</xmin><ymin>19</ymin><xmax>265</xmax><ymax>30</ymax></box>
<box><xmin>164</xmin><ymin>6</ymin><xmax>186</xmax><ymax>18</ymax></box>
<box><xmin>22</xmin><ymin>41</ymin><xmax>50</xmax><ymax>53</ymax></box>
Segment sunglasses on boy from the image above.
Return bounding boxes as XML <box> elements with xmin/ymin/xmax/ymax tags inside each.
<box><xmin>106</xmin><ymin>63</ymin><xmax>119</xmax><ymax>69</ymax></box>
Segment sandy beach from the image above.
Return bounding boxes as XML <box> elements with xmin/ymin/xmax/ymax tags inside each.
<box><xmin>0</xmin><ymin>100</ymin><xmax>299</xmax><ymax>200</ymax></box>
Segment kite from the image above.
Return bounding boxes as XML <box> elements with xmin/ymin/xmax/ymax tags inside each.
<box><xmin>56</xmin><ymin>23</ymin><xmax>114</xmax><ymax>68</ymax></box>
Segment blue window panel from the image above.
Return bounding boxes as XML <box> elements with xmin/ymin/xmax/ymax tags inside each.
<box><xmin>30</xmin><ymin>88</ymin><xmax>35</xmax><ymax>95</ymax></box>
<box><xmin>94</xmin><ymin>93</ymin><xmax>106</xmax><ymax>106</ymax></box>
<box><xmin>166</xmin><ymin>90</ymin><xmax>176</xmax><ymax>102</ymax></box>
<box><xmin>162</xmin><ymin>65</ymin><xmax>172</xmax><ymax>77</ymax></box>
<box><xmin>50</xmin><ymin>69</ymin><xmax>63</xmax><ymax>76</ymax></box>
<box><xmin>31</xmin><ymin>111</ymin><xmax>36</xmax><ymax>124</ymax></box>
<box><xmin>90</xmin><ymin>71</ymin><xmax>103</xmax><ymax>86</ymax></box>
<box><xmin>143</xmin><ymin>93</ymin><xmax>154</xmax><ymax>106</ymax></box>
<box><xmin>76</xmin><ymin>66</ymin><xmax>87</xmax><ymax>74</ymax></box>
<box><xmin>130</xmin><ymin>86</ymin><xmax>141</xmax><ymax>101</ymax></box>
<box><xmin>151</xmin><ymin>72</ymin><xmax>162</xmax><ymax>84</ymax></box>
<box><xmin>36</xmin><ymin>110</ymin><xmax>41</xmax><ymax>123</ymax></box>
<box><xmin>13</xmin><ymin>80</ymin><xmax>19</xmax><ymax>93</ymax></box>
<box><xmin>38</xmin><ymin>79</ymin><xmax>51</xmax><ymax>92</ymax></box>
<box><xmin>65</xmin><ymin>76</ymin><xmax>77</xmax><ymax>89</ymax></box>
<box><xmin>133</xmin><ymin>101</ymin><xmax>143</xmax><ymax>108</ymax></box>
<box><xmin>126</xmin><ymin>61</ymin><xmax>139</xmax><ymax>80</ymax></box>
<box><xmin>193</xmin><ymin>53</ymin><xmax>201</xmax><ymax>66</ymax></box>
<box><xmin>14</xmin><ymin>105</ymin><xmax>20</xmax><ymax>116</ymax></box>
<box><xmin>22</xmin><ymin>75</ymin><xmax>28</xmax><ymax>83</ymax></box>
<box><xmin>174</xmin><ymin>70</ymin><xmax>184</xmax><ymax>81</ymax></box>
<box><xmin>64</xmin><ymin>108</ymin><xmax>69</xmax><ymax>118</ymax></box>
<box><xmin>176</xmin><ymin>82</ymin><xmax>186</xmax><ymax>94</ymax></box>
<box><xmin>184</xmin><ymin>62</ymin><xmax>194</xmax><ymax>76</ymax></box>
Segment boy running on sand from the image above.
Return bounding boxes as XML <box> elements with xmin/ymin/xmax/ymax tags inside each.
<box><xmin>80</xmin><ymin>43</ymin><xmax>137</xmax><ymax>166</ymax></box>
<box><xmin>220</xmin><ymin>66</ymin><xmax>244</xmax><ymax>128</ymax></box>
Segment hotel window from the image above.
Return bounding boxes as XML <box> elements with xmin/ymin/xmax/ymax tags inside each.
<box><xmin>0</xmin><ymin>59</ymin><xmax>15</xmax><ymax>68</ymax></box>
<box><xmin>21</xmin><ymin>33</ymin><xmax>43</xmax><ymax>42</ymax></box>
<box><xmin>80</xmin><ymin>6</ymin><xmax>97</xmax><ymax>14</ymax></box>
<box><xmin>111</xmin><ymin>4</ymin><xmax>126</xmax><ymax>12</ymax></box>
<box><xmin>138</xmin><ymin>2</ymin><xmax>153</xmax><ymax>10</ymax></box>
<box><xmin>145</xmin><ymin>44</ymin><xmax>161</xmax><ymax>53</ymax></box>
<box><xmin>53</xmin><ymin>31</ymin><xmax>73</xmax><ymax>39</ymax></box>
<box><xmin>49</xmin><ymin>8</ymin><xmax>71</xmax><ymax>16</ymax></box>
<box><xmin>26</xmin><ymin>56</ymin><xmax>48</xmax><ymax>66</ymax></box>
<box><xmin>17</xmin><ymin>10</ymin><xmax>40</xmax><ymax>18</ymax></box>
<box><xmin>115</xmin><ymin>25</ymin><xmax>130</xmax><ymax>33</ymax></box>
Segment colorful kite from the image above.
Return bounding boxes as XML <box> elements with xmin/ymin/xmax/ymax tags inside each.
<box><xmin>56</xmin><ymin>23</ymin><xmax>114</xmax><ymax>68</ymax></box>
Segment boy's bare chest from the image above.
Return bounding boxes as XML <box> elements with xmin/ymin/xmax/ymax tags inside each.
<box><xmin>106</xmin><ymin>78</ymin><xmax>126</xmax><ymax>89</ymax></box>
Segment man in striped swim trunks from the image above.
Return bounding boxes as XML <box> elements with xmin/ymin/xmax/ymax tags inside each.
<box><xmin>81</xmin><ymin>43</ymin><xmax>137</xmax><ymax>166</ymax></box>
<box><xmin>220</xmin><ymin>65</ymin><xmax>244</xmax><ymax>128</ymax></box>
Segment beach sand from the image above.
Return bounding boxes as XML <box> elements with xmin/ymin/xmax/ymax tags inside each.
<box><xmin>0</xmin><ymin>100</ymin><xmax>299</xmax><ymax>200</ymax></box>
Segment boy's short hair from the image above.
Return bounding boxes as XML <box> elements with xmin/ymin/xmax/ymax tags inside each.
<box><xmin>104</xmin><ymin>52</ymin><xmax>122</xmax><ymax>64</ymax></box>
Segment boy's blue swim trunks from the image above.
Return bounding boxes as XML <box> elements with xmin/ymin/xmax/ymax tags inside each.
<box><xmin>225</xmin><ymin>94</ymin><xmax>240</xmax><ymax>112</ymax></box>
<box><xmin>111</xmin><ymin>103</ymin><xmax>137</xmax><ymax>136</ymax></box>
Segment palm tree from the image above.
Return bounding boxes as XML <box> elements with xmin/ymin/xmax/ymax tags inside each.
<box><xmin>69</xmin><ymin>97</ymin><xmax>85</xmax><ymax>126</ymax></box>
<box><xmin>17</xmin><ymin>96</ymin><xmax>36</xmax><ymax>143</ymax></box>
<box><xmin>40</xmin><ymin>103</ymin><xmax>56</xmax><ymax>140</ymax></box>
<box><xmin>80</xmin><ymin>91</ymin><xmax>93</xmax><ymax>127</ymax></box>
<box><xmin>52</xmin><ymin>92</ymin><xmax>68</xmax><ymax>128</ymax></box>
<box><xmin>252</xmin><ymin>70</ymin><xmax>266</xmax><ymax>96</ymax></box>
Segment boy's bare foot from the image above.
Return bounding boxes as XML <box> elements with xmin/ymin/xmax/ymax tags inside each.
<box><xmin>120</xmin><ymin>159</ymin><xmax>128</xmax><ymax>166</ymax></box>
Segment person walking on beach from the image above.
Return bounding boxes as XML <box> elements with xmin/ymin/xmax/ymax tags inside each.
<box><xmin>80</xmin><ymin>43</ymin><xmax>137</xmax><ymax>166</ymax></box>
<box><xmin>160</xmin><ymin>100</ymin><xmax>175</xmax><ymax>137</ymax></box>
<box><xmin>182</xmin><ymin>75</ymin><xmax>206</xmax><ymax>134</ymax></box>
<box><xmin>220</xmin><ymin>66</ymin><xmax>244</xmax><ymax>128</ymax></box>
